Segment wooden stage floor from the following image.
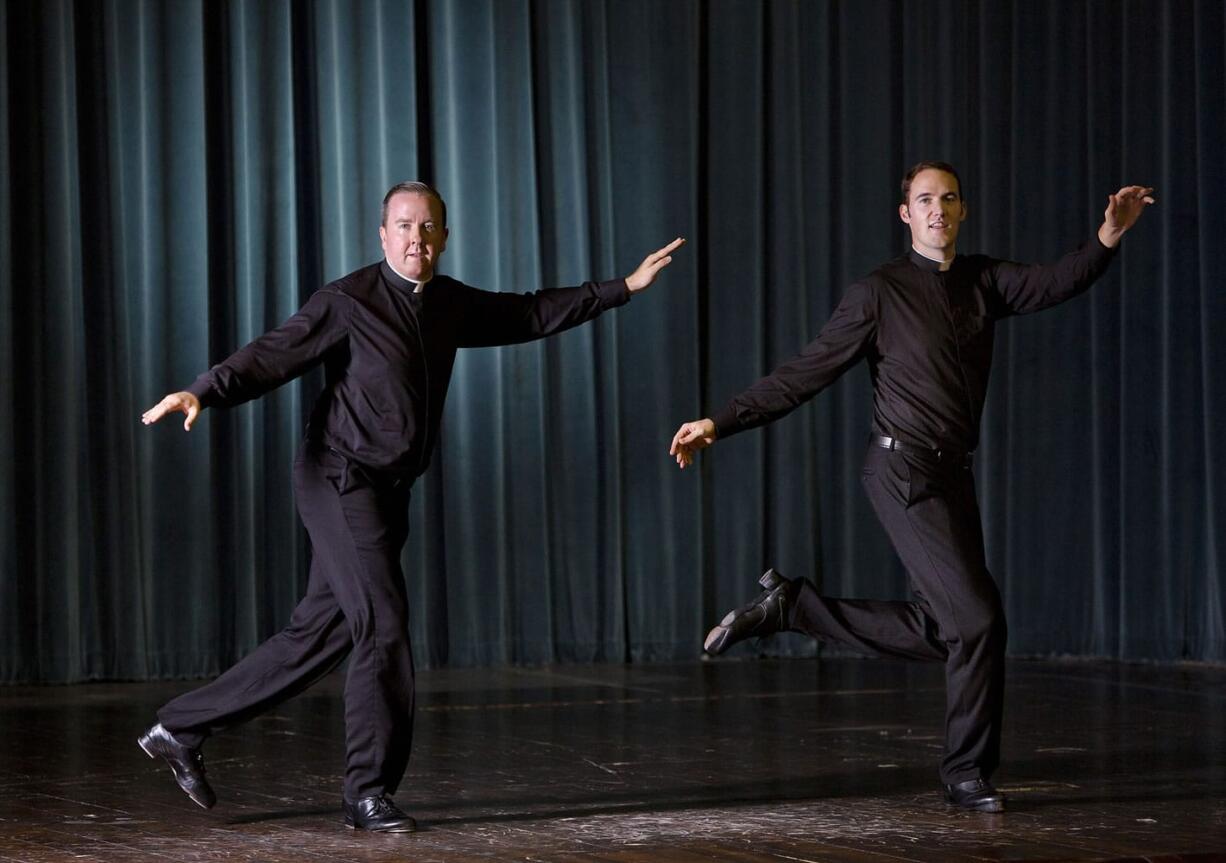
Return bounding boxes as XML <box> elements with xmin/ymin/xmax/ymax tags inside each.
<box><xmin>0</xmin><ymin>657</ymin><xmax>1223</xmax><ymax>862</ymax></box>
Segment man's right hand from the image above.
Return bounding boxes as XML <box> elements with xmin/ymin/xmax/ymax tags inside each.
<box><xmin>142</xmin><ymin>391</ymin><xmax>202</xmax><ymax>431</ymax></box>
<box><xmin>669</xmin><ymin>418</ymin><xmax>716</xmax><ymax>469</ymax></box>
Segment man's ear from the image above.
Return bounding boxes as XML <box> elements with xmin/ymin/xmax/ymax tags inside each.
<box><xmin>899</xmin><ymin>203</ymin><xmax>911</xmax><ymax>225</ymax></box>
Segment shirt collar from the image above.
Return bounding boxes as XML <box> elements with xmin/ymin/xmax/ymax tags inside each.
<box><xmin>908</xmin><ymin>246</ymin><xmax>955</xmax><ymax>273</ymax></box>
<box><xmin>381</xmin><ymin>259</ymin><xmax>430</xmax><ymax>293</ymax></box>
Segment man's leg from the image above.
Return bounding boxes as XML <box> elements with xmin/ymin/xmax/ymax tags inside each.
<box><xmin>292</xmin><ymin>447</ymin><xmax>417</xmax><ymax>813</ymax></box>
<box><xmin>155</xmin><ymin>556</ymin><xmax>352</xmax><ymax>747</ymax></box>
<box><xmin>707</xmin><ymin>444</ymin><xmax>1004</xmax><ymax>808</ymax></box>
<box><xmin>141</xmin><ymin>459</ymin><xmax>355</xmax><ymax>810</ymax></box>
<box><xmin>855</xmin><ymin>446</ymin><xmax>1006</xmax><ymax>788</ymax></box>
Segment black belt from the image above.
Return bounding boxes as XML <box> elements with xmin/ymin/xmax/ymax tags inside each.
<box><xmin>873</xmin><ymin>435</ymin><xmax>973</xmax><ymax>467</ymax></box>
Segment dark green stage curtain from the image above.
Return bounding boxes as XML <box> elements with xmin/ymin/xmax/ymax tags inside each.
<box><xmin>2</xmin><ymin>0</ymin><xmax>1223</xmax><ymax>682</ymax></box>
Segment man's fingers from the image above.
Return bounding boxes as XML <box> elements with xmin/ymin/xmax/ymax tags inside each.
<box><xmin>644</xmin><ymin>237</ymin><xmax>686</xmax><ymax>266</ymax></box>
<box><xmin>670</xmin><ymin>423</ymin><xmax>702</xmax><ymax>454</ymax></box>
<box><xmin>141</xmin><ymin>399</ymin><xmax>175</xmax><ymax>425</ymax></box>
<box><xmin>657</xmin><ymin>237</ymin><xmax>685</xmax><ymax>257</ymax></box>
<box><xmin>1115</xmin><ymin>185</ymin><xmax>1156</xmax><ymax>203</ymax></box>
<box><xmin>142</xmin><ymin>392</ymin><xmax>201</xmax><ymax>429</ymax></box>
<box><xmin>669</xmin><ymin>427</ymin><xmax>689</xmax><ymax>454</ymax></box>
<box><xmin>647</xmin><ymin>255</ymin><xmax>674</xmax><ymax>275</ymax></box>
<box><xmin>648</xmin><ymin>237</ymin><xmax>685</xmax><ymax>260</ymax></box>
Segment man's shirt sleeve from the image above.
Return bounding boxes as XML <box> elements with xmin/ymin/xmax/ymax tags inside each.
<box><xmin>987</xmin><ymin>236</ymin><xmax>1118</xmax><ymax>317</ymax></box>
<box><xmin>710</xmin><ymin>280</ymin><xmax>877</xmax><ymax>440</ymax></box>
<box><xmin>186</xmin><ymin>289</ymin><xmax>350</xmax><ymax>410</ymax></box>
<box><xmin>454</xmin><ymin>279</ymin><xmax>630</xmax><ymax>348</ymax></box>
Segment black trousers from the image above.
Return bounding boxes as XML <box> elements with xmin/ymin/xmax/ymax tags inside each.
<box><xmin>157</xmin><ymin>444</ymin><xmax>416</xmax><ymax>800</ymax></box>
<box><xmin>789</xmin><ymin>443</ymin><xmax>1006</xmax><ymax>784</ymax></box>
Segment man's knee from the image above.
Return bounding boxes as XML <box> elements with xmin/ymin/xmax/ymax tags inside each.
<box><xmin>345</xmin><ymin>594</ymin><xmax>408</xmax><ymax>645</ymax></box>
<box><xmin>957</xmin><ymin>595</ymin><xmax>1007</xmax><ymax>651</ymax></box>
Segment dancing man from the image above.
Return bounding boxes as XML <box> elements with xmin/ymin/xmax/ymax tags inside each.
<box><xmin>141</xmin><ymin>180</ymin><xmax>684</xmax><ymax>832</ymax></box>
<box><xmin>669</xmin><ymin>162</ymin><xmax>1151</xmax><ymax>812</ymax></box>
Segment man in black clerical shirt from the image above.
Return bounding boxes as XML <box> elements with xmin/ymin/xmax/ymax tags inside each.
<box><xmin>669</xmin><ymin>162</ymin><xmax>1152</xmax><ymax>812</ymax></box>
<box><xmin>139</xmin><ymin>181</ymin><xmax>684</xmax><ymax>832</ymax></box>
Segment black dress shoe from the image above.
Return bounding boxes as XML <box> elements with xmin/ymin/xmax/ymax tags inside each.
<box><xmin>704</xmin><ymin>568</ymin><xmax>796</xmax><ymax>655</ymax></box>
<box><xmin>137</xmin><ymin>723</ymin><xmax>216</xmax><ymax>809</ymax></box>
<box><xmin>944</xmin><ymin>779</ymin><xmax>1006</xmax><ymax>812</ymax></box>
<box><xmin>343</xmin><ymin>795</ymin><xmax>418</xmax><ymax>833</ymax></box>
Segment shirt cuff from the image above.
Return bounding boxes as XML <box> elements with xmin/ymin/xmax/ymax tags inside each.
<box><xmin>595</xmin><ymin>278</ymin><xmax>631</xmax><ymax>309</ymax></box>
<box><xmin>1092</xmin><ymin>234</ymin><xmax>1120</xmax><ymax>258</ymax></box>
<box><xmin>710</xmin><ymin>405</ymin><xmax>741</xmax><ymax>440</ymax></box>
<box><xmin>186</xmin><ymin>375</ymin><xmax>217</xmax><ymax>410</ymax></box>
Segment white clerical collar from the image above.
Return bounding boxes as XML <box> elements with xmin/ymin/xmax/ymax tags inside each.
<box><xmin>385</xmin><ymin>259</ymin><xmax>430</xmax><ymax>293</ymax></box>
<box><xmin>911</xmin><ymin>244</ymin><xmax>955</xmax><ymax>272</ymax></box>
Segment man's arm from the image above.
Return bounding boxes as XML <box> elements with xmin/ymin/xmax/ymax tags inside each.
<box><xmin>669</xmin><ymin>280</ymin><xmax>877</xmax><ymax>469</ymax></box>
<box><xmin>456</xmin><ymin>238</ymin><xmax>684</xmax><ymax>347</ymax></box>
<box><xmin>141</xmin><ymin>289</ymin><xmax>349</xmax><ymax>431</ymax></box>
<box><xmin>991</xmin><ymin>185</ymin><xmax>1155</xmax><ymax>316</ymax></box>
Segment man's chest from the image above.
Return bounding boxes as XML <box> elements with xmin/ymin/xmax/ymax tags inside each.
<box><xmin>875</xmin><ymin>274</ymin><xmax>995</xmax><ymax>362</ymax></box>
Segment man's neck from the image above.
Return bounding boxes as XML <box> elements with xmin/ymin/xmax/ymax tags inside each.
<box><xmin>384</xmin><ymin>258</ymin><xmax>430</xmax><ymax>292</ymax></box>
<box><xmin>912</xmin><ymin>245</ymin><xmax>955</xmax><ymax>272</ymax></box>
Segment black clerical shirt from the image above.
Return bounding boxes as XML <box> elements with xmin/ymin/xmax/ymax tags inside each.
<box><xmin>710</xmin><ymin>238</ymin><xmax>1117</xmax><ymax>453</ymax></box>
<box><xmin>188</xmin><ymin>261</ymin><xmax>629</xmax><ymax>477</ymax></box>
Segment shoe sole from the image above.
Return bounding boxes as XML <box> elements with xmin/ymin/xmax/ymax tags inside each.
<box><xmin>344</xmin><ymin>819</ymin><xmax>418</xmax><ymax>833</ymax></box>
<box><xmin>945</xmin><ymin>796</ymin><xmax>1005</xmax><ymax>813</ymax></box>
<box><xmin>137</xmin><ymin>734</ymin><xmax>215</xmax><ymax>810</ymax></box>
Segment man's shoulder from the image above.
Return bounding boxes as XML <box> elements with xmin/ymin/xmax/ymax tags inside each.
<box><xmin>853</xmin><ymin>253</ymin><xmax>913</xmax><ymax>290</ymax></box>
<box><xmin>322</xmin><ymin>262</ymin><xmax>384</xmax><ymax>298</ymax></box>
<box><xmin>869</xmin><ymin>253</ymin><xmax>912</xmax><ymax>278</ymax></box>
<box><xmin>423</xmin><ymin>274</ymin><xmax>482</xmax><ymax>305</ymax></box>
<box><xmin>428</xmin><ymin>274</ymin><xmax>471</xmax><ymax>291</ymax></box>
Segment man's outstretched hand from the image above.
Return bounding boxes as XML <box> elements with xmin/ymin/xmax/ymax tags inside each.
<box><xmin>669</xmin><ymin>418</ymin><xmax>716</xmax><ymax>469</ymax></box>
<box><xmin>1098</xmin><ymin>185</ymin><xmax>1156</xmax><ymax>248</ymax></box>
<box><xmin>142</xmin><ymin>391</ymin><xmax>202</xmax><ymax>431</ymax></box>
<box><xmin>626</xmin><ymin>237</ymin><xmax>686</xmax><ymax>293</ymax></box>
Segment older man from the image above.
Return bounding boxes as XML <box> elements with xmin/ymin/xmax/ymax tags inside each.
<box><xmin>140</xmin><ymin>181</ymin><xmax>684</xmax><ymax>832</ymax></box>
<box><xmin>670</xmin><ymin>162</ymin><xmax>1152</xmax><ymax>812</ymax></box>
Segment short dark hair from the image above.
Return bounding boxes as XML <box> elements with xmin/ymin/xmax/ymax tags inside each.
<box><xmin>900</xmin><ymin>161</ymin><xmax>963</xmax><ymax>206</ymax></box>
<box><xmin>381</xmin><ymin>181</ymin><xmax>447</xmax><ymax>228</ymax></box>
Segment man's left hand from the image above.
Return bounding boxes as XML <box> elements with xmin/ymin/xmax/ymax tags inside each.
<box><xmin>626</xmin><ymin>237</ymin><xmax>686</xmax><ymax>293</ymax></box>
<box><xmin>1098</xmin><ymin>185</ymin><xmax>1156</xmax><ymax>248</ymax></box>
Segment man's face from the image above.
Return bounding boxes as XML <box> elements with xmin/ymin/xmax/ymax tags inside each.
<box><xmin>380</xmin><ymin>192</ymin><xmax>448</xmax><ymax>282</ymax></box>
<box><xmin>899</xmin><ymin>169</ymin><xmax>966</xmax><ymax>259</ymax></box>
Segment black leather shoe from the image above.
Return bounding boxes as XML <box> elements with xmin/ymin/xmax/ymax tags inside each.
<box><xmin>137</xmin><ymin>723</ymin><xmax>216</xmax><ymax>809</ymax></box>
<box><xmin>943</xmin><ymin>779</ymin><xmax>1006</xmax><ymax>812</ymax></box>
<box><xmin>343</xmin><ymin>795</ymin><xmax>418</xmax><ymax>833</ymax></box>
<box><xmin>704</xmin><ymin>568</ymin><xmax>796</xmax><ymax>655</ymax></box>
